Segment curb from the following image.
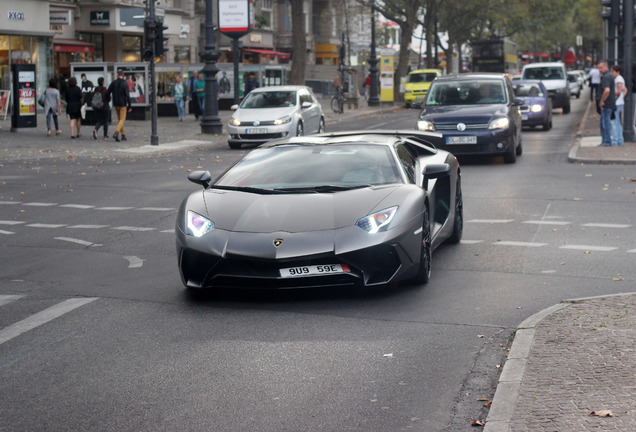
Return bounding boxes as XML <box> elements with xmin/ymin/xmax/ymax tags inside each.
<box><xmin>483</xmin><ymin>291</ymin><xmax>636</xmax><ymax>432</ymax></box>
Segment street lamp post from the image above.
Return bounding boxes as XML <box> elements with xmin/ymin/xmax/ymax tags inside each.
<box><xmin>200</xmin><ymin>0</ymin><xmax>223</xmax><ymax>134</ymax></box>
<box><xmin>368</xmin><ymin>4</ymin><xmax>380</xmax><ymax>107</ymax></box>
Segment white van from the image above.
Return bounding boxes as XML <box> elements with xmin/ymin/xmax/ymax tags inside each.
<box><xmin>521</xmin><ymin>62</ymin><xmax>571</xmax><ymax>113</ymax></box>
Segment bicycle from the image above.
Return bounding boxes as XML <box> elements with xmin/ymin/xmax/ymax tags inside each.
<box><xmin>330</xmin><ymin>88</ymin><xmax>344</xmax><ymax>114</ymax></box>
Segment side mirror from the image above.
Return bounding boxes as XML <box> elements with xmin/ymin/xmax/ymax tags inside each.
<box><xmin>422</xmin><ymin>163</ymin><xmax>450</xmax><ymax>191</ymax></box>
<box><xmin>513</xmin><ymin>98</ymin><xmax>524</xmax><ymax>106</ymax></box>
<box><xmin>301</xmin><ymin>101</ymin><xmax>312</xmax><ymax>109</ymax></box>
<box><xmin>188</xmin><ymin>170</ymin><xmax>212</xmax><ymax>188</ymax></box>
<box><xmin>230</xmin><ymin>104</ymin><xmax>239</xmax><ymax>111</ymax></box>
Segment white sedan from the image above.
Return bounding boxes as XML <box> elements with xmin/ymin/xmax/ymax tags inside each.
<box><xmin>227</xmin><ymin>85</ymin><xmax>325</xmax><ymax>149</ymax></box>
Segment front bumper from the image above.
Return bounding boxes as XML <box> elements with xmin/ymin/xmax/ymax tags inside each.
<box><xmin>420</xmin><ymin>127</ymin><xmax>516</xmax><ymax>157</ymax></box>
<box><xmin>520</xmin><ymin>107</ymin><xmax>548</xmax><ymax>126</ymax></box>
<box><xmin>227</xmin><ymin>123</ymin><xmax>293</xmax><ymax>145</ymax></box>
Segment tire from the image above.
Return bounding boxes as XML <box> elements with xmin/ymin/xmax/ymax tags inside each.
<box><xmin>447</xmin><ymin>176</ymin><xmax>463</xmax><ymax>244</ymax></box>
<box><xmin>542</xmin><ymin>118</ymin><xmax>552</xmax><ymax>131</ymax></box>
<box><xmin>414</xmin><ymin>205</ymin><xmax>432</xmax><ymax>284</ymax></box>
<box><xmin>562</xmin><ymin>103</ymin><xmax>571</xmax><ymax>114</ymax></box>
<box><xmin>296</xmin><ymin>121</ymin><xmax>304</xmax><ymax>137</ymax></box>
<box><xmin>318</xmin><ymin>117</ymin><xmax>325</xmax><ymax>133</ymax></box>
<box><xmin>516</xmin><ymin>136</ymin><xmax>523</xmax><ymax>156</ymax></box>
<box><xmin>405</xmin><ymin>103</ymin><xmax>411</xmax><ymax>108</ymax></box>
<box><xmin>330</xmin><ymin>97</ymin><xmax>340</xmax><ymax>114</ymax></box>
<box><xmin>503</xmin><ymin>140</ymin><xmax>517</xmax><ymax>163</ymax></box>
<box><xmin>576</xmin><ymin>92</ymin><xmax>580</xmax><ymax>99</ymax></box>
<box><xmin>228</xmin><ymin>141</ymin><xmax>242</xmax><ymax>150</ymax></box>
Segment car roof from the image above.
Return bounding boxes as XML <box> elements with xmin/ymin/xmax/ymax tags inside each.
<box><xmin>433</xmin><ymin>73</ymin><xmax>508</xmax><ymax>82</ymax></box>
<box><xmin>522</xmin><ymin>62</ymin><xmax>565</xmax><ymax>68</ymax></box>
<box><xmin>512</xmin><ymin>79</ymin><xmax>545</xmax><ymax>85</ymax></box>
<box><xmin>249</xmin><ymin>85</ymin><xmax>310</xmax><ymax>93</ymax></box>
<box><xmin>408</xmin><ymin>69</ymin><xmax>442</xmax><ymax>74</ymax></box>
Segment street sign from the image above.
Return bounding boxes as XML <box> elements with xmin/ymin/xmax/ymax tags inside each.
<box><xmin>218</xmin><ymin>0</ymin><xmax>250</xmax><ymax>37</ymax></box>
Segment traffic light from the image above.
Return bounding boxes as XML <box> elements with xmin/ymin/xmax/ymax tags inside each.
<box><xmin>143</xmin><ymin>19</ymin><xmax>156</xmax><ymax>61</ymax></box>
<box><xmin>154</xmin><ymin>21</ymin><xmax>169</xmax><ymax>57</ymax></box>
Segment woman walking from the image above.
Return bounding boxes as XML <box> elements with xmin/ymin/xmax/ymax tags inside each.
<box><xmin>65</xmin><ymin>77</ymin><xmax>83</xmax><ymax>139</ymax></box>
<box><xmin>43</xmin><ymin>78</ymin><xmax>62</xmax><ymax>137</ymax></box>
<box><xmin>92</xmin><ymin>77</ymin><xmax>111</xmax><ymax>140</ymax></box>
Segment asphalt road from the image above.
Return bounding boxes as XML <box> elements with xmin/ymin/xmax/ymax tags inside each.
<box><xmin>1</xmin><ymin>90</ymin><xmax>634</xmax><ymax>431</ymax></box>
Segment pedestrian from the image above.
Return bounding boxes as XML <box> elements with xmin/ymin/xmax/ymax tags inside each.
<box><xmin>106</xmin><ymin>68</ymin><xmax>132</xmax><ymax>142</ymax></box>
<box><xmin>597</xmin><ymin>61</ymin><xmax>615</xmax><ymax>147</ymax></box>
<box><xmin>173</xmin><ymin>74</ymin><xmax>188</xmax><ymax>121</ymax></box>
<box><xmin>65</xmin><ymin>76</ymin><xmax>83</xmax><ymax>139</ymax></box>
<box><xmin>611</xmin><ymin>65</ymin><xmax>626</xmax><ymax>146</ymax></box>
<box><xmin>92</xmin><ymin>77</ymin><xmax>111</xmax><ymax>140</ymax></box>
<box><xmin>43</xmin><ymin>78</ymin><xmax>62</xmax><ymax>137</ymax></box>
<box><xmin>188</xmin><ymin>72</ymin><xmax>200</xmax><ymax>120</ymax></box>
<box><xmin>244</xmin><ymin>72</ymin><xmax>259</xmax><ymax>97</ymax></box>
<box><xmin>588</xmin><ymin>65</ymin><xmax>601</xmax><ymax>102</ymax></box>
<box><xmin>195</xmin><ymin>72</ymin><xmax>206</xmax><ymax>117</ymax></box>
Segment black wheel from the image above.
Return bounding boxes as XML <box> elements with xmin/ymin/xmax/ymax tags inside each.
<box><xmin>330</xmin><ymin>97</ymin><xmax>339</xmax><ymax>113</ymax></box>
<box><xmin>318</xmin><ymin>117</ymin><xmax>325</xmax><ymax>133</ymax></box>
<box><xmin>414</xmin><ymin>205</ymin><xmax>432</xmax><ymax>284</ymax></box>
<box><xmin>447</xmin><ymin>176</ymin><xmax>463</xmax><ymax>244</ymax></box>
<box><xmin>516</xmin><ymin>137</ymin><xmax>523</xmax><ymax>156</ymax></box>
<box><xmin>542</xmin><ymin>118</ymin><xmax>552</xmax><ymax>131</ymax></box>
<box><xmin>296</xmin><ymin>122</ymin><xmax>304</xmax><ymax>137</ymax></box>
<box><xmin>228</xmin><ymin>141</ymin><xmax>242</xmax><ymax>150</ymax></box>
<box><xmin>563</xmin><ymin>103</ymin><xmax>571</xmax><ymax>114</ymax></box>
<box><xmin>503</xmin><ymin>140</ymin><xmax>517</xmax><ymax>163</ymax></box>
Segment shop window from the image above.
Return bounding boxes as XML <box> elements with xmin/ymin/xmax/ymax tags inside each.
<box><xmin>77</xmin><ymin>33</ymin><xmax>104</xmax><ymax>62</ymax></box>
<box><xmin>174</xmin><ymin>46</ymin><xmax>190</xmax><ymax>63</ymax></box>
<box><xmin>122</xmin><ymin>35</ymin><xmax>142</xmax><ymax>62</ymax></box>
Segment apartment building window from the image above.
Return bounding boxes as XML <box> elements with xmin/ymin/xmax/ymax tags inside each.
<box><xmin>77</xmin><ymin>33</ymin><xmax>104</xmax><ymax>62</ymax></box>
<box><xmin>122</xmin><ymin>35</ymin><xmax>142</xmax><ymax>62</ymax></box>
<box><xmin>174</xmin><ymin>46</ymin><xmax>190</xmax><ymax>63</ymax></box>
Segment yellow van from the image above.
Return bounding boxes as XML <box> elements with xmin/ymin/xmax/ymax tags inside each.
<box><xmin>404</xmin><ymin>69</ymin><xmax>442</xmax><ymax>107</ymax></box>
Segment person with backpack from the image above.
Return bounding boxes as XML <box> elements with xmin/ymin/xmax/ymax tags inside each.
<box><xmin>92</xmin><ymin>77</ymin><xmax>111</xmax><ymax>140</ymax></box>
<box><xmin>106</xmin><ymin>69</ymin><xmax>132</xmax><ymax>142</ymax></box>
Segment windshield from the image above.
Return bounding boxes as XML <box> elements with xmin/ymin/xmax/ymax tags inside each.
<box><xmin>523</xmin><ymin>67</ymin><xmax>564</xmax><ymax>80</ymax></box>
<box><xmin>426</xmin><ymin>80</ymin><xmax>507</xmax><ymax>105</ymax></box>
<box><xmin>215</xmin><ymin>144</ymin><xmax>403</xmax><ymax>191</ymax></box>
<box><xmin>513</xmin><ymin>83</ymin><xmax>544</xmax><ymax>97</ymax></box>
<box><xmin>240</xmin><ymin>91</ymin><xmax>297</xmax><ymax>108</ymax></box>
<box><xmin>407</xmin><ymin>72</ymin><xmax>438</xmax><ymax>83</ymax></box>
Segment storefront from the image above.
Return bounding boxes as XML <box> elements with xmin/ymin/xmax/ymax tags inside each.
<box><xmin>1</xmin><ymin>0</ymin><xmax>55</xmax><ymax>104</ymax></box>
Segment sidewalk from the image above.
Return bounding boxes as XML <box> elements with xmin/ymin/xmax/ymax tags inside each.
<box><xmin>0</xmin><ymin>97</ymin><xmax>400</xmax><ymax>161</ymax></box>
<box><xmin>485</xmin><ymin>98</ymin><xmax>636</xmax><ymax>431</ymax></box>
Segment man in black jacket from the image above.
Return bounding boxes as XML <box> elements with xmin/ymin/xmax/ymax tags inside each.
<box><xmin>106</xmin><ymin>69</ymin><xmax>132</xmax><ymax>142</ymax></box>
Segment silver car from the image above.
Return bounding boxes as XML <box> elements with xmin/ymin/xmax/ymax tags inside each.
<box><xmin>227</xmin><ymin>85</ymin><xmax>325</xmax><ymax>149</ymax></box>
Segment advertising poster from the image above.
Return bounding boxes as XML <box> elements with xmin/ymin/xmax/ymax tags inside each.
<box><xmin>71</xmin><ymin>64</ymin><xmax>109</xmax><ymax>105</ymax></box>
<box><xmin>19</xmin><ymin>88</ymin><xmax>35</xmax><ymax>116</ymax></box>
<box><xmin>115</xmin><ymin>64</ymin><xmax>149</xmax><ymax>106</ymax></box>
<box><xmin>0</xmin><ymin>90</ymin><xmax>10</xmax><ymax>119</ymax></box>
<box><xmin>380</xmin><ymin>56</ymin><xmax>394</xmax><ymax>102</ymax></box>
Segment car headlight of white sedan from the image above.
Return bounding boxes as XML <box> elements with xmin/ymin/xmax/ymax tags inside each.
<box><xmin>274</xmin><ymin>115</ymin><xmax>292</xmax><ymax>125</ymax></box>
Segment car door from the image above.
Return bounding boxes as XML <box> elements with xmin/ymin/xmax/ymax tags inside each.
<box><xmin>299</xmin><ymin>88</ymin><xmax>320</xmax><ymax>132</ymax></box>
<box><xmin>505</xmin><ymin>78</ymin><xmax>522</xmax><ymax>141</ymax></box>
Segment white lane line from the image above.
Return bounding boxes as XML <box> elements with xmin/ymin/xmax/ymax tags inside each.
<box><xmin>136</xmin><ymin>207</ymin><xmax>175</xmax><ymax>211</ymax></box>
<box><xmin>0</xmin><ymin>221</ymin><xmax>26</xmax><ymax>225</ymax></box>
<box><xmin>0</xmin><ymin>230</ymin><xmax>15</xmax><ymax>235</ymax></box>
<box><xmin>22</xmin><ymin>202</ymin><xmax>57</xmax><ymax>207</ymax></box>
<box><xmin>0</xmin><ymin>201</ymin><xmax>20</xmax><ymax>205</ymax></box>
<box><xmin>59</xmin><ymin>204</ymin><xmax>95</xmax><ymax>209</ymax></box>
<box><xmin>111</xmin><ymin>226</ymin><xmax>155</xmax><ymax>232</ymax></box>
<box><xmin>161</xmin><ymin>229</ymin><xmax>175</xmax><ymax>233</ymax></box>
<box><xmin>523</xmin><ymin>220</ymin><xmax>571</xmax><ymax>225</ymax></box>
<box><xmin>494</xmin><ymin>241</ymin><xmax>547</xmax><ymax>247</ymax></box>
<box><xmin>582</xmin><ymin>223</ymin><xmax>631</xmax><ymax>229</ymax></box>
<box><xmin>55</xmin><ymin>237</ymin><xmax>102</xmax><ymax>247</ymax></box>
<box><xmin>460</xmin><ymin>240</ymin><xmax>483</xmax><ymax>244</ymax></box>
<box><xmin>466</xmin><ymin>219</ymin><xmax>514</xmax><ymax>223</ymax></box>
<box><xmin>68</xmin><ymin>225</ymin><xmax>109</xmax><ymax>229</ymax></box>
<box><xmin>628</xmin><ymin>249</ymin><xmax>636</xmax><ymax>253</ymax></box>
<box><xmin>26</xmin><ymin>224</ymin><xmax>66</xmax><ymax>228</ymax></box>
<box><xmin>559</xmin><ymin>245</ymin><xmax>618</xmax><ymax>252</ymax></box>
<box><xmin>0</xmin><ymin>295</ymin><xmax>25</xmax><ymax>307</ymax></box>
<box><xmin>0</xmin><ymin>298</ymin><xmax>98</xmax><ymax>346</ymax></box>
<box><xmin>124</xmin><ymin>256</ymin><xmax>144</xmax><ymax>268</ymax></box>
<box><xmin>97</xmin><ymin>207</ymin><xmax>134</xmax><ymax>211</ymax></box>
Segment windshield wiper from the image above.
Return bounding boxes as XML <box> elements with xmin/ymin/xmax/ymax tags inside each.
<box><xmin>274</xmin><ymin>184</ymin><xmax>372</xmax><ymax>193</ymax></box>
<box><xmin>209</xmin><ymin>185</ymin><xmax>282</xmax><ymax>194</ymax></box>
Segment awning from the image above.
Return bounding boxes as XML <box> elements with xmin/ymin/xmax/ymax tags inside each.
<box><xmin>53</xmin><ymin>39</ymin><xmax>95</xmax><ymax>54</ymax></box>
<box><xmin>242</xmin><ymin>48</ymin><xmax>290</xmax><ymax>60</ymax></box>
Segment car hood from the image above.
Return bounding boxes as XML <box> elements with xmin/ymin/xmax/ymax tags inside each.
<box><xmin>419</xmin><ymin>104</ymin><xmax>509</xmax><ymax>122</ymax></box>
<box><xmin>517</xmin><ymin>96</ymin><xmax>546</xmax><ymax>105</ymax></box>
<box><xmin>200</xmin><ymin>186</ymin><xmax>401</xmax><ymax>232</ymax></box>
<box><xmin>232</xmin><ymin>107</ymin><xmax>297</xmax><ymax>122</ymax></box>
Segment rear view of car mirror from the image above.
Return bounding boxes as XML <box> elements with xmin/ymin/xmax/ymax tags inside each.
<box><xmin>422</xmin><ymin>163</ymin><xmax>450</xmax><ymax>190</ymax></box>
<box><xmin>188</xmin><ymin>170</ymin><xmax>212</xmax><ymax>188</ymax></box>
<box><xmin>301</xmin><ymin>101</ymin><xmax>313</xmax><ymax>109</ymax></box>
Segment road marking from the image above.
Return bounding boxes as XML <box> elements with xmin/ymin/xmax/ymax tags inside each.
<box><xmin>559</xmin><ymin>245</ymin><xmax>618</xmax><ymax>252</ymax></box>
<box><xmin>0</xmin><ymin>201</ymin><xmax>20</xmax><ymax>205</ymax></box>
<box><xmin>523</xmin><ymin>220</ymin><xmax>571</xmax><ymax>225</ymax></box>
<box><xmin>124</xmin><ymin>256</ymin><xmax>144</xmax><ymax>268</ymax></box>
<box><xmin>59</xmin><ymin>204</ymin><xmax>95</xmax><ymax>209</ymax></box>
<box><xmin>460</xmin><ymin>240</ymin><xmax>483</xmax><ymax>244</ymax></box>
<box><xmin>111</xmin><ymin>226</ymin><xmax>155</xmax><ymax>232</ymax></box>
<box><xmin>494</xmin><ymin>241</ymin><xmax>547</xmax><ymax>247</ymax></box>
<box><xmin>0</xmin><ymin>221</ymin><xmax>26</xmax><ymax>225</ymax></box>
<box><xmin>68</xmin><ymin>224</ymin><xmax>109</xmax><ymax>229</ymax></box>
<box><xmin>136</xmin><ymin>207</ymin><xmax>175</xmax><ymax>211</ymax></box>
<box><xmin>22</xmin><ymin>202</ymin><xmax>57</xmax><ymax>207</ymax></box>
<box><xmin>97</xmin><ymin>206</ymin><xmax>134</xmax><ymax>211</ymax></box>
<box><xmin>0</xmin><ymin>298</ymin><xmax>98</xmax><ymax>346</ymax></box>
<box><xmin>55</xmin><ymin>237</ymin><xmax>102</xmax><ymax>247</ymax></box>
<box><xmin>0</xmin><ymin>230</ymin><xmax>15</xmax><ymax>235</ymax></box>
<box><xmin>466</xmin><ymin>219</ymin><xmax>514</xmax><ymax>223</ymax></box>
<box><xmin>26</xmin><ymin>223</ymin><xmax>66</xmax><ymax>228</ymax></box>
<box><xmin>0</xmin><ymin>295</ymin><xmax>25</xmax><ymax>307</ymax></box>
<box><xmin>161</xmin><ymin>229</ymin><xmax>175</xmax><ymax>233</ymax></box>
<box><xmin>581</xmin><ymin>223</ymin><xmax>631</xmax><ymax>229</ymax></box>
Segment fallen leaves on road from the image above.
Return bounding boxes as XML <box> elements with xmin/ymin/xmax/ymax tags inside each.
<box><xmin>471</xmin><ymin>419</ymin><xmax>485</xmax><ymax>427</ymax></box>
<box><xmin>589</xmin><ymin>410</ymin><xmax>614</xmax><ymax>417</ymax></box>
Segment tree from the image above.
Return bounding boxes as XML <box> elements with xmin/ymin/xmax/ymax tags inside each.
<box><xmin>289</xmin><ymin>0</ymin><xmax>306</xmax><ymax>85</ymax></box>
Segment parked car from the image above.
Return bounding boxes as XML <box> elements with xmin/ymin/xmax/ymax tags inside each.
<box><xmin>416</xmin><ymin>73</ymin><xmax>523</xmax><ymax>163</ymax></box>
<box><xmin>512</xmin><ymin>79</ymin><xmax>553</xmax><ymax>130</ymax></box>
<box><xmin>227</xmin><ymin>85</ymin><xmax>325</xmax><ymax>149</ymax></box>
<box><xmin>521</xmin><ymin>62</ymin><xmax>571</xmax><ymax>113</ymax></box>
<box><xmin>567</xmin><ymin>71</ymin><xmax>582</xmax><ymax>98</ymax></box>
<box><xmin>404</xmin><ymin>69</ymin><xmax>442</xmax><ymax>108</ymax></box>
<box><xmin>176</xmin><ymin>131</ymin><xmax>463</xmax><ymax>291</ymax></box>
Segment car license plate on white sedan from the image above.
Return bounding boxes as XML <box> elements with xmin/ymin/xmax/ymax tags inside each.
<box><xmin>246</xmin><ymin>128</ymin><xmax>268</xmax><ymax>134</ymax></box>
<box><xmin>446</xmin><ymin>136</ymin><xmax>477</xmax><ymax>144</ymax></box>
<box><xmin>280</xmin><ymin>264</ymin><xmax>350</xmax><ymax>278</ymax></box>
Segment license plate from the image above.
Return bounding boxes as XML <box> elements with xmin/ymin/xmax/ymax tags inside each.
<box><xmin>521</xmin><ymin>114</ymin><xmax>529</xmax><ymax>120</ymax></box>
<box><xmin>446</xmin><ymin>136</ymin><xmax>477</xmax><ymax>144</ymax></box>
<box><xmin>246</xmin><ymin>128</ymin><xmax>268</xmax><ymax>134</ymax></box>
<box><xmin>280</xmin><ymin>264</ymin><xmax>349</xmax><ymax>278</ymax></box>
<box><xmin>415</xmin><ymin>95</ymin><xmax>425</xmax><ymax>100</ymax></box>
